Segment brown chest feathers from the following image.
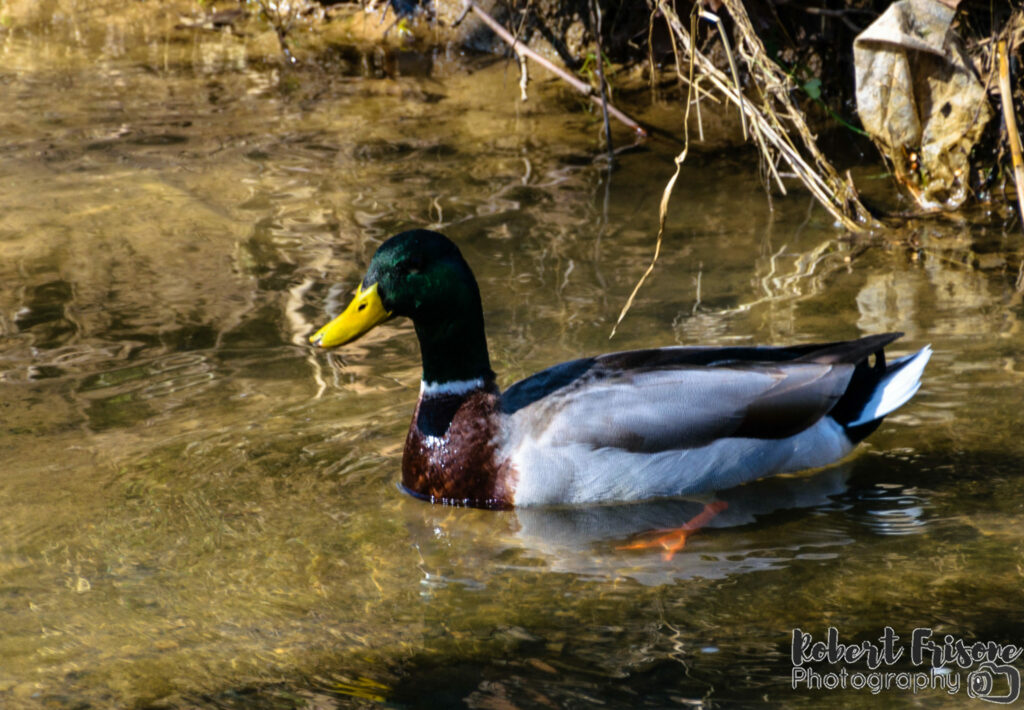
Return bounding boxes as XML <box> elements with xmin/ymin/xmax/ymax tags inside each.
<box><xmin>401</xmin><ymin>387</ymin><xmax>516</xmax><ymax>509</ymax></box>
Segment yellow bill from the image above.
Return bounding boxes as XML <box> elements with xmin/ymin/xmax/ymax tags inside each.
<box><xmin>309</xmin><ymin>281</ymin><xmax>392</xmax><ymax>348</ymax></box>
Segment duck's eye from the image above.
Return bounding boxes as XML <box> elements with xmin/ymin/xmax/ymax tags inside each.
<box><xmin>358</xmin><ymin>303</ymin><xmax>367</xmax><ymax>312</ymax></box>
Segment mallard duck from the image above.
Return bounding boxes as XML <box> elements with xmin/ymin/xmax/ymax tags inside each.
<box><xmin>310</xmin><ymin>229</ymin><xmax>931</xmax><ymax>511</ymax></box>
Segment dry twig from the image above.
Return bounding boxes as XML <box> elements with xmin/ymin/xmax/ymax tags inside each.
<box><xmin>997</xmin><ymin>39</ymin><xmax>1024</xmax><ymax>236</ymax></box>
<box><xmin>611</xmin><ymin>7</ymin><xmax>703</xmax><ymax>338</ymax></box>
<box><xmin>588</xmin><ymin>0</ymin><xmax>615</xmax><ymax>159</ymax></box>
<box><xmin>463</xmin><ymin>0</ymin><xmax>647</xmax><ymax>137</ymax></box>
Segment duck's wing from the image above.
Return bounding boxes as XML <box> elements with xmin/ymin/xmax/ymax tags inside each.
<box><xmin>500</xmin><ymin>340</ymin><xmax>897</xmax><ymax>452</ymax></box>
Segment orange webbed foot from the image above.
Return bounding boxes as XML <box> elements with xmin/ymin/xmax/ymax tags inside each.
<box><xmin>617</xmin><ymin>501</ymin><xmax>728</xmax><ymax>561</ymax></box>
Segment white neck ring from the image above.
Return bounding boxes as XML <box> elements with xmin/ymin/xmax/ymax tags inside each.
<box><xmin>420</xmin><ymin>377</ymin><xmax>486</xmax><ymax>397</ymax></box>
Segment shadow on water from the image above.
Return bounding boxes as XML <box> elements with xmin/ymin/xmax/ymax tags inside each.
<box><xmin>2</xmin><ymin>3</ymin><xmax>1024</xmax><ymax>709</ymax></box>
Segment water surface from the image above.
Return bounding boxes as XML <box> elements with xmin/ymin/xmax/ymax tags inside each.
<box><xmin>2</xmin><ymin>6</ymin><xmax>1024</xmax><ymax>709</ymax></box>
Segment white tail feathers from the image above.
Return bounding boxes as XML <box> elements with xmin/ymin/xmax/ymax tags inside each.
<box><xmin>846</xmin><ymin>345</ymin><xmax>932</xmax><ymax>427</ymax></box>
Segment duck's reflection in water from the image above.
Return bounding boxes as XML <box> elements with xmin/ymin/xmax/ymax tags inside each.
<box><xmin>407</xmin><ymin>463</ymin><xmax>879</xmax><ymax>585</ymax></box>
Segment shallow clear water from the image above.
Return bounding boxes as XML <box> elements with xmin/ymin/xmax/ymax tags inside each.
<box><xmin>2</xmin><ymin>5</ymin><xmax>1024</xmax><ymax>709</ymax></box>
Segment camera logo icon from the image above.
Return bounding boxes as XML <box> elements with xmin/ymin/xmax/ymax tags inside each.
<box><xmin>967</xmin><ymin>662</ymin><xmax>1021</xmax><ymax>704</ymax></box>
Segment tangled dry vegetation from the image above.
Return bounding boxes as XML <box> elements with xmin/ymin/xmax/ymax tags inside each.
<box><xmin>232</xmin><ymin>1</ymin><xmax>1023</xmax><ymax>223</ymax></box>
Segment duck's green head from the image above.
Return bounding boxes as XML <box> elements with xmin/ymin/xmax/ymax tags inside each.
<box><xmin>310</xmin><ymin>230</ymin><xmax>488</xmax><ymax>359</ymax></box>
